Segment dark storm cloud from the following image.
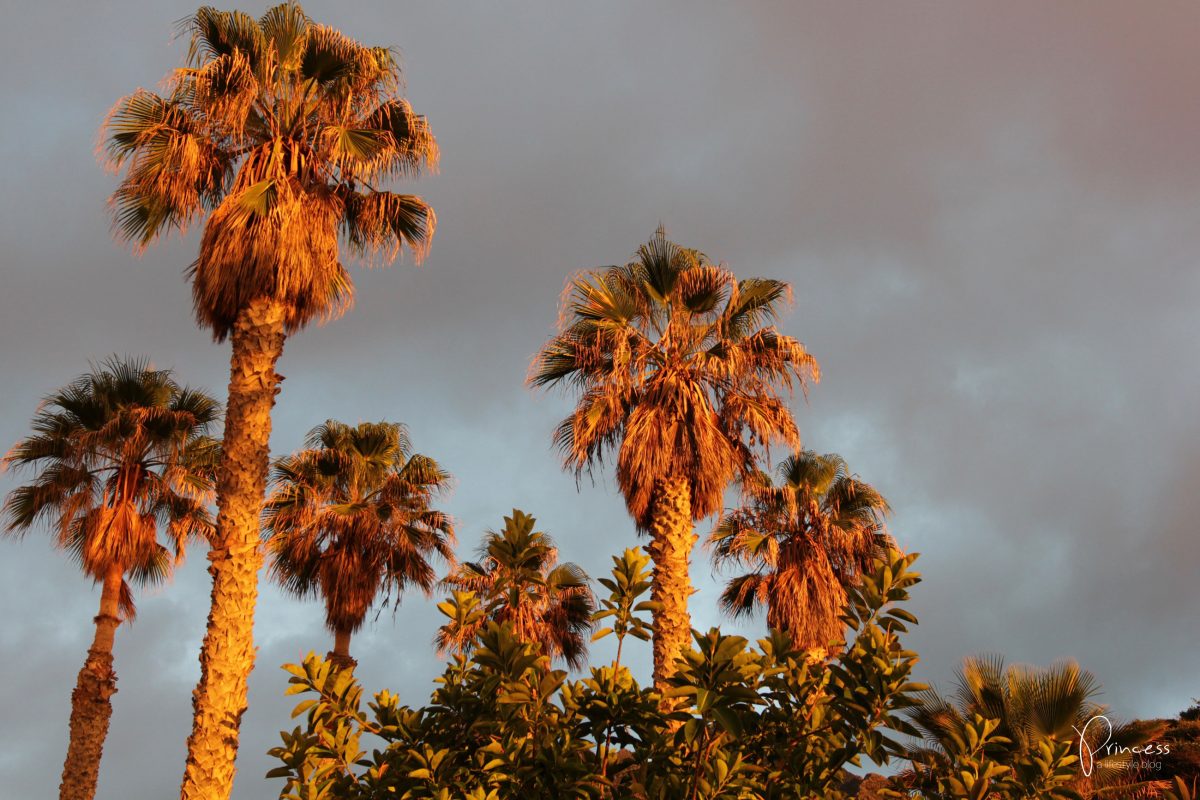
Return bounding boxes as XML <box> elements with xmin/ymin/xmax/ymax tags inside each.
<box><xmin>2</xmin><ymin>2</ymin><xmax>1198</xmax><ymax>797</ymax></box>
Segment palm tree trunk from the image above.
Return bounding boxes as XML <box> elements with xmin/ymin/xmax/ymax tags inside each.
<box><xmin>58</xmin><ymin>566</ymin><xmax>122</xmax><ymax>800</ymax></box>
<box><xmin>647</xmin><ymin>476</ymin><xmax>695</xmax><ymax>696</ymax></box>
<box><xmin>180</xmin><ymin>298</ymin><xmax>286</xmax><ymax>800</ymax></box>
<box><xmin>328</xmin><ymin>627</ymin><xmax>357</xmax><ymax>671</ymax></box>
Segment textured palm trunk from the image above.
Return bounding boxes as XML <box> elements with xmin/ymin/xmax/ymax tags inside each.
<box><xmin>58</xmin><ymin>566</ymin><xmax>122</xmax><ymax>800</ymax></box>
<box><xmin>180</xmin><ymin>298</ymin><xmax>286</xmax><ymax>800</ymax></box>
<box><xmin>647</xmin><ymin>476</ymin><xmax>695</xmax><ymax>696</ymax></box>
<box><xmin>328</xmin><ymin>627</ymin><xmax>356</xmax><ymax>671</ymax></box>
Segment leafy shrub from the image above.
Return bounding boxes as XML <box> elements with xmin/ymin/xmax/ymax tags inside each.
<box><xmin>266</xmin><ymin>550</ymin><xmax>925</xmax><ymax>799</ymax></box>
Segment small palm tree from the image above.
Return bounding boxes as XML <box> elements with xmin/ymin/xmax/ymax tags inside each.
<box><xmin>530</xmin><ymin>226</ymin><xmax>817</xmax><ymax>689</ymax></box>
<box><xmin>903</xmin><ymin>655</ymin><xmax>1167</xmax><ymax>798</ymax></box>
<box><xmin>2</xmin><ymin>358</ymin><xmax>218</xmax><ymax>800</ymax></box>
<box><xmin>263</xmin><ymin>421</ymin><xmax>454</xmax><ymax>670</ymax></box>
<box><xmin>710</xmin><ymin>450</ymin><xmax>891</xmax><ymax>653</ymax></box>
<box><xmin>102</xmin><ymin>7</ymin><xmax>439</xmax><ymax>795</ymax></box>
<box><xmin>438</xmin><ymin>510</ymin><xmax>595</xmax><ymax>669</ymax></box>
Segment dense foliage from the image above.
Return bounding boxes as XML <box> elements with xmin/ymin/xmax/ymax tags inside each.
<box><xmin>898</xmin><ymin>654</ymin><xmax>1163</xmax><ymax>800</ymax></box>
<box><xmin>1141</xmin><ymin>705</ymin><xmax>1200</xmax><ymax>797</ymax></box>
<box><xmin>267</xmin><ymin>549</ymin><xmax>924</xmax><ymax>800</ymax></box>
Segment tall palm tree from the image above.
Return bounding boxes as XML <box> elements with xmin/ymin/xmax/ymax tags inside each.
<box><xmin>101</xmin><ymin>6</ymin><xmax>438</xmax><ymax>796</ymax></box>
<box><xmin>529</xmin><ymin>227</ymin><xmax>817</xmax><ymax>689</ymax></box>
<box><xmin>710</xmin><ymin>450</ymin><xmax>891</xmax><ymax>653</ymax></box>
<box><xmin>903</xmin><ymin>655</ymin><xmax>1168</xmax><ymax>798</ymax></box>
<box><xmin>1</xmin><ymin>358</ymin><xmax>218</xmax><ymax>800</ymax></box>
<box><xmin>438</xmin><ymin>510</ymin><xmax>595</xmax><ymax>669</ymax></box>
<box><xmin>263</xmin><ymin>420</ymin><xmax>454</xmax><ymax>670</ymax></box>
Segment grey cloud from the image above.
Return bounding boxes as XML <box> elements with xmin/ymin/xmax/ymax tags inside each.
<box><xmin>3</xmin><ymin>2</ymin><xmax>1199</xmax><ymax>798</ymax></box>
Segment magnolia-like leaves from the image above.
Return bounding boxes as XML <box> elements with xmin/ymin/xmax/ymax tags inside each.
<box><xmin>592</xmin><ymin>547</ymin><xmax>656</xmax><ymax>645</ymax></box>
<box><xmin>269</xmin><ymin>548</ymin><xmax>928</xmax><ymax>800</ymax></box>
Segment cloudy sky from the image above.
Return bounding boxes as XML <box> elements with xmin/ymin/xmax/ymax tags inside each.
<box><xmin>3</xmin><ymin>1</ymin><xmax>1199</xmax><ymax>796</ymax></box>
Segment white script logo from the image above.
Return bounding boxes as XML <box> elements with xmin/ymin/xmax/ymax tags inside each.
<box><xmin>1074</xmin><ymin>715</ymin><xmax>1171</xmax><ymax>777</ymax></box>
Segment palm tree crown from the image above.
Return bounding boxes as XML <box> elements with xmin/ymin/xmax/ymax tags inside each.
<box><xmin>711</xmin><ymin>450</ymin><xmax>891</xmax><ymax>651</ymax></box>
<box><xmin>530</xmin><ymin>226</ymin><xmax>817</xmax><ymax>687</ymax></box>
<box><xmin>438</xmin><ymin>510</ymin><xmax>595</xmax><ymax>670</ymax></box>
<box><xmin>3</xmin><ymin>357</ymin><xmax>219</xmax><ymax>606</ymax></box>
<box><xmin>263</xmin><ymin>420</ymin><xmax>455</xmax><ymax>658</ymax></box>
<box><xmin>530</xmin><ymin>226</ymin><xmax>818</xmax><ymax>529</ymax></box>
<box><xmin>103</xmin><ymin>2</ymin><xmax>439</xmax><ymax>339</ymax></box>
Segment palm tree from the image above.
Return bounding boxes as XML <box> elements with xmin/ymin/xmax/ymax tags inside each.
<box><xmin>263</xmin><ymin>420</ymin><xmax>454</xmax><ymax>670</ymax></box>
<box><xmin>529</xmin><ymin>227</ymin><xmax>818</xmax><ymax>689</ymax></box>
<box><xmin>903</xmin><ymin>655</ymin><xmax>1167</xmax><ymax>798</ymax></box>
<box><xmin>101</xmin><ymin>6</ymin><xmax>438</xmax><ymax>796</ymax></box>
<box><xmin>438</xmin><ymin>510</ymin><xmax>595</xmax><ymax>669</ymax></box>
<box><xmin>1</xmin><ymin>358</ymin><xmax>218</xmax><ymax>800</ymax></box>
<box><xmin>710</xmin><ymin>450</ymin><xmax>891</xmax><ymax>654</ymax></box>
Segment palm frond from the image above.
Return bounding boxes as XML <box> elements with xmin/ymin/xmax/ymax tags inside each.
<box><xmin>259</xmin><ymin>2</ymin><xmax>310</xmax><ymax>71</ymax></box>
<box><xmin>182</xmin><ymin>6</ymin><xmax>266</xmax><ymax>68</ymax></box>
<box><xmin>718</xmin><ymin>572</ymin><xmax>770</xmax><ymax>619</ymax></box>
<box><xmin>343</xmin><ymin>191</ymin><xmax>436</xmax><ymax>264</ymax></box>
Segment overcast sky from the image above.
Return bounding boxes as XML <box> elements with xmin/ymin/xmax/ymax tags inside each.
<box><xmin>2</xmin><ymin>2</ymin><xmax>1199</xmax><ymax>797</ymax></box>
